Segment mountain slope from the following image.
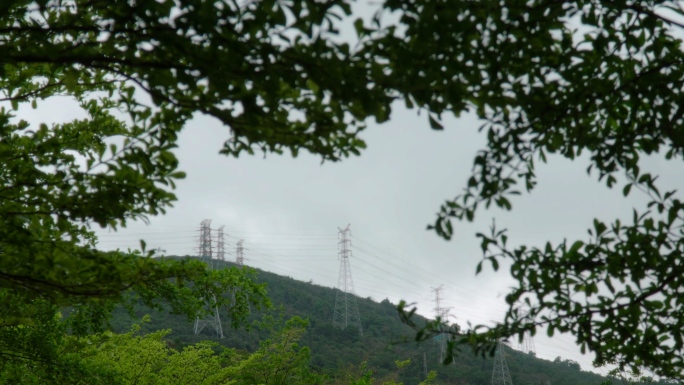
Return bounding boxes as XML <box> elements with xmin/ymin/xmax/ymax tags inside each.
<box><xmin>110</xmin><ymin>257</ymin><xmax>608</xmax><ymax>385</ymax></box>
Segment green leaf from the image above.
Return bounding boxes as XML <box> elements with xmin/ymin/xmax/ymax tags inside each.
<box><xmin>568</xmin><ymin>240</ymin><xmax>583</xmax><ymax>254</ymax></box>
<box><xmin>490</xmin><ymin>257</ymin><xmax>499</xmax><ymax>271</ymax></box>
<box><xmin>428</xmin><ymin>115</ymin><xmax>444</xmax><ymax>130</ymax></box>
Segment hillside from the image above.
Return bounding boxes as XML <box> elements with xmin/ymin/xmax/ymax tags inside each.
<box><xmin>110</xmin><ymin>257</ymin><xmax>608</xmax><ymax>385</ymax></box>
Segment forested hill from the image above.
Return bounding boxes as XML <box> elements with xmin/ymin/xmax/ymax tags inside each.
<box><xmin>111</xmin><ymin>258</ymin><xmax>607</xmax><ymax>385</ymax></box>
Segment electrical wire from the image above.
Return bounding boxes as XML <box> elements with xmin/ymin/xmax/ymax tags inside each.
<box><xmin>92</xmin><ymin>223</ymin><xmax>602</xmax><ymax>372</ymax></box>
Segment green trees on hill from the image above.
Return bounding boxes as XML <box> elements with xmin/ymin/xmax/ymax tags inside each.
<box><xmin>0</xmin><ymin>256</ymin><xmax>655</xmax><ymax>385</ymax></box>
<box><xmin>0</xmin><ymin>264</ymin><xmax>269</xmax><ymax>381</ymax></box>
<box><xmin>1</xmin><ymin>312</ymin><xmax>323</xmax><ymax>385</ymax></box>
<box><xmin>109</xmin><ymin>261</ymin><xmax>611</xmax><ymax>385</ymax></box>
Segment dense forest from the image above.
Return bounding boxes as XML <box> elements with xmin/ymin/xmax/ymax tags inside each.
<box><xmin>111</xmin><ymin>257</ymin><xmax>608</xmax><ymax>385</ymax></box>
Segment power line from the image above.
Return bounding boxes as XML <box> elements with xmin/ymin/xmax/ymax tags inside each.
<box><xmin>351</xmin><ymin>236</ymin><xmax>490</xmax><ymax>297</ymax></box>
<box><xmin>351</xmin><ymin>244</ymin><xmax>506</xmax><ymax>310</ymax></box>
<box><xmin>93</xmin><ymin>224</ymin><xmax>588</xmax><ymax>366</ymax></box>
<box><xmin>97</xmin><ymin>226</ymin><xmax>507</xmax><ymax>323</ymax></box>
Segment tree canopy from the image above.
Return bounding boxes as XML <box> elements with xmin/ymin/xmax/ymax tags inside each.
<box><xmin>3</xmin><ymin>0</ymin><xmax>684</xmax><ymax>379</ymax></box>
<box><xmin>0</xmin><ymin>312</ymin><xmax>323</xmax><ymax>384</ymax></box>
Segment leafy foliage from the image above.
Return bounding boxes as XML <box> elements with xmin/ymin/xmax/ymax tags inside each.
<box><xmin>4</xmin><ymin>0</ymin><xmax>684</xmax><ymax>378</ymax></box>
<box><xmin>1</xmin><ymin>0</ymin><xmax>388</xmax><ymax>161</ymax></box>
<box><xmin>362</xmin><ymin>0</ymin><xmax>684</xmax><ymax>378</ymax></box>
<box><xmin>344</xmin><ymin>361</ymin><xmax>438</xmax><ymax>385</ymax></box>
<box><xmin>1</xmin><ymin>312</ymin><xmax>323</xmax><ymax>385</ymax></box>
<box><xmin>0</xmin><ymin>299</ymin><xmax>120</xmax><ymax>384</ymax></box>
<box><xmin>80</xmin><ymin>316</ymin><xmax>324</xmax><ymax>385</ymax></box>
<box><xmin>227</xmin><ymin>316</ymin><xmax>325</xmax><ymax>385</ymax></box>
<box><xmin>0</xmin><ymin>266</ymin><xmax>269</xmax><ymax>383</ymax></box>
<box><xmin>1</xmin><ymin>0</ymin><xmax>288</xmax><ymax>329</ymax></box>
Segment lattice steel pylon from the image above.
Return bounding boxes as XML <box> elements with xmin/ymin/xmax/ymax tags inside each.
<box><xmin>236</xmin><ymin>239</ymin><xmax>244</xmax><ymax>266</ymax></box>
<box><xmin>432</xmin><ymin>285</ymin><xmax>452</xmax><ymax>363</ymax></box>
<box><xmin>491</xmin><ymin>341</ymin><xmax>514</xmax><ymax>385</ymax></box>
<box><xmin>216</xmin><ymin>225</ymin><xmax>225</xmax><ymax>263</ymax></box>
<box><xmin>198</xmin><ymin>219</ymin><xmax>213</xmax><ymax>269</ymax></box>
<box><xmin>194</xmin><ymin>219</ymin><xmax>224</xmax><ymax>338</ymax></box>
<box><xmin>332</xmin><ymin>225</ymin><xmax>363</xmax><ymax>336</ymax></box>
<box><xmin>193</xmin><ymin>294</ymin><xmax>223</xmax><ymax>338</ymax></box>
<box><xmin>515</xmin><ymin>305</ymin><xmax>536</xmax><ymax>355</ymax></box>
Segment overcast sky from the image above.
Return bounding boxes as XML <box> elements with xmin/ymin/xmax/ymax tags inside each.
<box><xmin>13</xmin><ymin>1</ymin><xmax>684</xmax><ymax>378</ymax></box>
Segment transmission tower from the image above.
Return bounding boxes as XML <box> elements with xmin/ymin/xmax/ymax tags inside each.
<box><xmin>515</xmin><ymin>306</ymin><xmax>536</xmax><ymax>355</ymax></box>
<box><xmin>332</xmin><ymin>225</ymin><xmax>363</xmax><ymax>336</ymax></box>
<box><xmin>193</xmin><ymin>294</ymin><xmax>224</xmax><ymax>338</ymax></box>
<box><xmin>432</xmin><ymin>285</ymin><xmax>452</xmax><ymax>363</ymax></box>
<box><xmin>198</xmin><ymin>219</ymin><xmax>213</xmax><ymax>269</ymax></box>
<box><xmin>193</xmin><ymin>219</ymin><xmax>224</xmax><ymax>338</ymax></box>
<box><xmin>491</xmin><ymin>341</ymin><xmax>514</xmax><ymax>385</ymax></box>
<box><xmin>236</xmin><ymin>239</ymin><xmax>244</xmax><ymax>266</ymax></box>
<box><xmin>233</xmin><ymin>239</ymin><xmax>250</xmax><ymax>313</ymax></box>
<box><xmin>216</xmin><ymin>225</ymin><xmax>225</xmax><ymax>263</ymax></box>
